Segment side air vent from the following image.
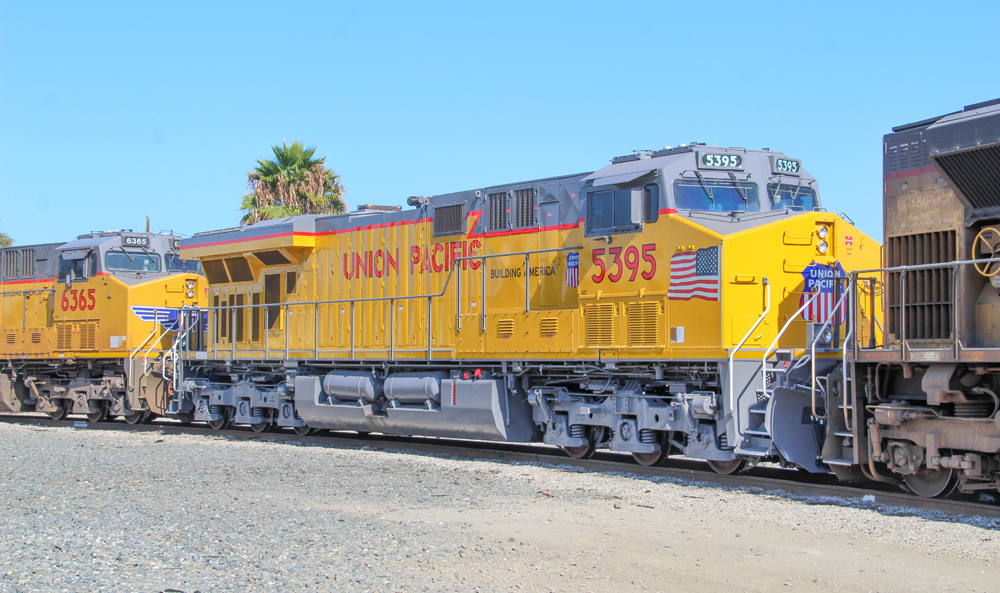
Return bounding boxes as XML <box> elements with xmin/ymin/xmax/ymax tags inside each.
<box><xmin>540</xmin><ymin>317</ymin><xmax>558</xmax><ymax>336</ymax></box>
<box><xmin>886</xmin><ymin>231</ymin><xmax>955</xmax><ymax>342</ymax></box>
<box><xmin>487</xmin><ymin>192</ymin><xmax>507</xmax><ymax>231</ymax></box>
<box><xmin>627</xmin><ymin>302</ymin><xmax>659</xmax><ymax>346</ymax></box>
<box><xmin>5</xmin><ymin>333</ymin><xmax>14</xmax><ymax>345</ymax></box>
<box><xmin>79</xmin><ymin>323</ymin><xmax>97</xmax><ymax>351</ymax></box>
<box><xmin>512</xmin><ymin>188</ymin><xmax>535</xmax><ymax>229</ymax></box>
<box><xmin>932</xmin><ymin>144</ymin><xmax>1000</xmax><ymax>217</ymax></box>
<box><xmin>31</xmin><ymin>332</ymin><xmax>41</xmax><ymax>344</ymax></box>
<box><xmin>497</xmin><ymin>319</ymin><xmax>514</xmax><ymax>338</ymax></box>
<box><xmin>584</xmin><ymin>303</ymin><xmax>615</xmax><ymax>346</ymax></box>
<box><xmin>57</xmin><ymin>324</ymin><xmax>73</xmax><ymax>351</ymax></box>
<box><xmin>433</xmin><ymin>204</ymin><xmax>465</xmax><ymax>236</ymax></box>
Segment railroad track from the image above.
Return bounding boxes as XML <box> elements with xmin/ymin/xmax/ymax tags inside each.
<box><xmin>2</xmin><ymin>412</ymin><xmax>998</xmax><ymax>521</ymax></box>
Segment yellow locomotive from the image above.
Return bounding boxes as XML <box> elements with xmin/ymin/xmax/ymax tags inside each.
<box><xmin>175</xmin><ymin>145</ymin><xmax>881</xmax><ymax>471</ymax></box>
<box><xmin>0</xmin><ymin>231</ymin><xmax>205</xmax><ymax>422</ymax></box>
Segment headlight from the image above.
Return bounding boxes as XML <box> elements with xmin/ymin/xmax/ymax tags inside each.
<box><xmin>817</xmin><ymin>225</ymin><xmax>829</xmax><ymax>239</ymax></box>
<box><xmin>186</xmin><ymin>281</ymin><xmax>195</xmax><ymax>290</ymax></box>
<box><xmin>817</xmin><ymin>241</ymin><xmax>829</xmax><ymax>254</ymax></box>
<box><xmin>186</xmin><ymin>290</ymin><xmax>195</xmax><ymax>298</ymax></box>
<box><xmin>820</xmin><ymin>327</ymin><xmax>834</xmax><ymax>343</ymax></box>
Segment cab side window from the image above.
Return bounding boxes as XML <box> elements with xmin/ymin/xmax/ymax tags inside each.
<box><xmin>587</xmin><ymin>188</ymin><xmax>642</xmax><ymax>235</ymax></box>
<box><xmin>58</xmin><ymin>252</ymin><xmax>96</xmax><ymax>282</ymax></box>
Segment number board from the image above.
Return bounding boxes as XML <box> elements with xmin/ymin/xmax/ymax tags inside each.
<box><xmin>697</xmin><ymin>151</ymin><xmax>743</xmax><ymax>171</ymax></box>
<box><xmin>122</xmin><ymin>235</ymin><xmax>150</xmax><ymax>248</ymax></box>
<box><xmin>771</xmin><ymin>156</ymin><xmax>802</xmax><ymax>176</ymax></box>
<box><xmin>171</xmin><ymin>239</ymin><xmax>181</xmax><ymax>249</ymax></box>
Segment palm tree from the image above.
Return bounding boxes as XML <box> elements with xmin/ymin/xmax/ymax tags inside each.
<box><xmin>240</xmin><ymin>141</ymin><xmax>346</xmax><ymax>225</ymax></box>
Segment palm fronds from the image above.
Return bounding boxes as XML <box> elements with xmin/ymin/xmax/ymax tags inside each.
<box><xmin>240</xmin><ymin>141</ymin><xmax>346</xmax><ymax>225</ymax></box>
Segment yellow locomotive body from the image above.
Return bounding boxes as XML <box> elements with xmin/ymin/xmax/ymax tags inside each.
<box><xmin>177</xmin><ymin>146</ymin><xmax>881</xmax><ymax>470</ymax></box>
<box><xmin>0</xmin><ymin>232</ymin><xmax>205</xmax><ymax>421</ymax></box>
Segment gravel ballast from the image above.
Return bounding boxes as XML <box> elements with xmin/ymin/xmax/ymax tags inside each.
<box><xmin>1</xmin><ymin>421</ymin><xmax>998</xmax><ymax>592</ymax></box>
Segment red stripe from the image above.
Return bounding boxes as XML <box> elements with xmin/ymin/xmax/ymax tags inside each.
<box><xmin>885</xmin><ymin>165</ymin><xmax>938</xmax><ymax>181</ymax></box>
<box><xmin>659</xmin><ymin>208</ymin><xmax>679</xmax><ymax>215</ymax></box>
<box><xmin>1</xmin><ymin>277</ymin><xmax>56</xmax><ymax>286</ymax></box>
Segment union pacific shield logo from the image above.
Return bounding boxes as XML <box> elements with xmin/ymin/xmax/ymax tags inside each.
<box><xmin>130</xmin><ymin>306</ymin><xmax>181</xmax><ymax>331</ymax></box>
<box><xmin>799</xmin><ymin>262</ymin><xmax>846</xmax><ymax>324</ymax></box>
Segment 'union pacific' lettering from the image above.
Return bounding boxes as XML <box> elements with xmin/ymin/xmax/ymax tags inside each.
<box><xmin>343</xmin><ymin>248</ymin><xmax>399</xmax><ymax>279</ymax></box>
<box><xmin>409</xmin><ymin>240</ymin><xmax>482</xmax><ymax>274</ymax></box>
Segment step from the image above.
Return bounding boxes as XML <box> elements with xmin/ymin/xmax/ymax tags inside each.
<box><xmin>822</xmin><ymin>458</ymin><xmax>855</xmax><ymax>466</ymax></box>
<box><xmin>735</xmin><ymin>446</ymin><xmax>773</xmax><ymax>457</ymax></box>
<box><xmin>834</xmin><ymin>431</ymin><xmax>853</xmax><ymax>438</ymax></box>
<box><xmin>837</xmin><ymin>404</ymin><xmax>853</xmax><ymax>410</ymax></box>
<box><xmin>744</xmin><ymin>428</ymin><xmax>770</xmax><ymax>437</ymax></box>
<box><xmin>750</xmin><ymin>408</ymin><xmax>767</xmax><ymax>415</ymax></box>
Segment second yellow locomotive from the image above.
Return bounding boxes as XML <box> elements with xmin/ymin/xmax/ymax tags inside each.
<box><xmin>0</xmin><ymin>231</ymin><xmax>205</xmax><ymax>422</ymax></box>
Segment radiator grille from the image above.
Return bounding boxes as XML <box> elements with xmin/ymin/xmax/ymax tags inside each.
<box><xmin>512</xmin><ymin>188</ymin><xmax>535</xmax><ymax>229</ymax></box>
<box><xmin>56</xmin><ymin>324</ymin><xmax>73</xmax><ymax>350</ymax></box>
<box><xmin>487</xmin><ymin>192</ymin><xmax>507</xmax><ymax>231</ymax></box>
<box><xmin>627</xmin><ymin>302</ymin><xmax>659</xmax><ymax>346</ymax></box>
<box><xmin>886</xmin><ymin>231</ymin><xmax>955</xmax><ymax>341</ymax></box>
<box><xmin>433</xmin><ymin>204</ymin><xmax>465</xmax><ymax>236</ymax></box>
<box><xmin>1</xmin><ymin>248</ymin><xmax>36</xmax><ymax>280</ymax></box>
<box><xmin>497</xmin><ymin>318</ymin><xmax>514</xmax><ymax>337</ymax></box>
<box><xmin>79</xmin><ymin>323</ymin><xmax>96</xmax><ymax>351</ymax></box>
<box><xmin>585</xmin><ymin>303</ymin><xmax>615</xmax><ymax>346</ymax></box>
<box><xmin>933</xmin><ymin>144</ymin><xmax>1000</xmax><ymax>215</ymax></box>
<box><xmin>540</xmin><ymin>317</ymin><xmax>558</xmax><ymax>336</ymax></box>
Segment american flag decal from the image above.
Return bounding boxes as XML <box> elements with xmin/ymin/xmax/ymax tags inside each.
<box><xmin>799</xmin><ymin>291</ymin><xmax>846</xmax><ymax>324</ymax></box>
<box><xmin>668</xmin><ymin>246</ymin><xmax>720</xmax><ymax>301</ymax></box>
<box><xmin>566</xmin><ymin>252</ymin><xmax>579</xmax><ymax>288</ymax></box>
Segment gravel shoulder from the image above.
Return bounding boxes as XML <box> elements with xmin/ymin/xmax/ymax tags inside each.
<box><xmin>1</xmin><ymin>421</ymin><xmax>998</xmax><ymax>593</ymax></box>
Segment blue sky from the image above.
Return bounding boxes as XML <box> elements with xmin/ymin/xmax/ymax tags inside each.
<box><xmin>2</xmin><ymin>1</ymin><xmax>998</xmax><ymax>245</ymax></box>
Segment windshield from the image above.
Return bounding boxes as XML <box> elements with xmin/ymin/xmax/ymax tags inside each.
<box><xmin>673</xmin><ymin>180</ymin><xmax>759</xmax><ymax>212</ymax></box>
<box><xmin>166</xmin><ymin>254</ymin><xmax>203</xmax><ymax>274</ymax></box>
<box><xmin>767</xmin><ymin>184</ymin><xmax>818</xmax><ymax>211</ymax></box>
<box><xmin>105</xmin><ymin>251</ymin><xmax>161</xmax><ymax>273</ymax></box>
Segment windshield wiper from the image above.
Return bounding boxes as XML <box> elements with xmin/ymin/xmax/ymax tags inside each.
<box><xmin>728</xmin><ymin>171</ymin><xmax>749</xmax><ymax>205</ymax></box>
<box><xmin>693</xmin><ymin>171</ymin><xmax>716</xmax><ymax>209</ymax></box>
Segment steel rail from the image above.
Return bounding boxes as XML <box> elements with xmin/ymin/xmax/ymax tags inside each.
<box><xmin>1</xmin><ymin>413</ymin><xmax>996</xmax><ymax>520</ymax></box>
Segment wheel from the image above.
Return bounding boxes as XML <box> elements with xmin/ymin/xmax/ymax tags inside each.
<box><xmin>631</xmin><ymin>431</ymin><xmax>673</xmax><ymax>467</ymax></box>
<box><xmin>47</xmin><ymin>404</ymin><xmax>69</xmax><ymax>421</ymax></box>
<box><xmin>902</xmin><ymin>468</ymin><xmax>959</xmax><ymax>498</ymax></box>
<box><xmin>561</xmin><ymin>426</ymin><xmax>602</xmax><ymax>460</ymax></box>
<box><xmin>972</xmin><ymin>227</ymin><xmax>1000</xmax><ymax>277</ymax></box>
<box><xmin>86</xmin><ymin>403</ymin><xmax>108</xmax><ymax>423</ymax></box>
<box><xmin>292</xmin><ymin>426</ymin><xmax>315</xmax><ymax>436</ymax></box>
<box><xmin>207</xmin><ymin>411</ymin><xmax>230</xmax><ymax>431</ymax></box>
<box><xmin>562</xmin><ymin>442</ymin><xmax>597</xmax><ymax>460</ymax></box>
<box><xmin>707</xmin><ymin>459</ymin><xmax>748</xmax><ymax>475</ymax></box>
<box><xmin>123</xmin><ymin>411</ymin><xmax>148</xmax><ymax>425</ymax></box>
<box><xmin>249</xmin><ymin>421</ymin><xmax>272</xmax><ymax>433</ymax></box>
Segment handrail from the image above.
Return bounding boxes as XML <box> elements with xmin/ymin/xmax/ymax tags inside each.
<box><xmin>810</xmin><ymin>278</ymin><xmax>853</xmax><ymax>420</ymax></box>
<box><xmin>842</xmin><ymin>286</ymin><xmax>855</xmax><ymax>431</ymax></box>
<box><xmin>728</xmin><ymin>278</ymin><xmax>770</xmax><ymax>444</ymax></box>
<box><xmin>181</xmin><ymin>245</ymin><xmax>582</xmax><ymax>360</ymax></box>
<box><xmin>760</xmin><ymin>290</ymin><xmax>819</xmax><ymax>396</ymax></box>
<box><xmin>849</xmin><ymin>256</ymin><xmax>1000</xmax><ymax>275</ymax></box>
